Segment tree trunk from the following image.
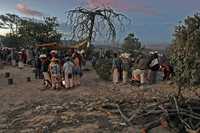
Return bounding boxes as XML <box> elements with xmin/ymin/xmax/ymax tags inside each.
<box><xmin>88</xmin><ymin>15</ymin><xmax>95</xmax><ymax>47</ymax></box>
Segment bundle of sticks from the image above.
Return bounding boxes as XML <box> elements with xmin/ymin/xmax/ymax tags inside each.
<box><xmin>102</xmin><ymin>96</ymin><xmax>200</xmax><ymax>133</ymax></box>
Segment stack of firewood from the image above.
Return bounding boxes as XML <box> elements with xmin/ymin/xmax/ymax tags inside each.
<box><xmin>102</xmin><ymin>96</ymin><xmax>200</xmax><ymax>133</ymax></box>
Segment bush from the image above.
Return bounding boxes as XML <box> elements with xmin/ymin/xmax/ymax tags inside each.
<box><xmin>94</xmin><ymin>58</ymin><xmax>112</xmax><ymax>81</ymax></box>
<box><xmin>169</xmin><ymin>13</ymin><xmax>200</xmax><ymax>87</ymax></box>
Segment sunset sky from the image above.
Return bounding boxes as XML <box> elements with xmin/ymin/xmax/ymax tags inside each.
<box><xmin>0</xmin><ymin>0</ymin><xmax>200</xmax><ymax>44</ymax></box>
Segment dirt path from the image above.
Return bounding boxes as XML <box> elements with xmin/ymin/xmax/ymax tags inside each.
<box><xmin>0</xmin><ymin>65</ymin><xmax>199</xmax><ymax>133</ymax></box>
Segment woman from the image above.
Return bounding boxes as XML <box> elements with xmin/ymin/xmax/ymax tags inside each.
<box><xmin>49</xmin><ymin>57</ymin><xmax>61</xmax><ymax>90</ymax></box>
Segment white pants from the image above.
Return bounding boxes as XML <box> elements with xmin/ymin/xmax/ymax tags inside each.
<box><xmin>11</xmin><ymin>60</ymin><xmax>16</xmax><ymax>66</ymax></box>
<box><xmin>123</xmin><ymin>71</ymin><xmax>128</xmax><ymax>83</ymax></box>
<box><xmin>133</xmin><ymin>69</ymin><xmax>145</xmax><ymax>84</ymax></box>
<box><xmin>113</xmin><ymin>68</ymin><xmax>119</xmax><ymax>84</ymax></box>
<box><xmin>18</xmin><ymin>61</ymin><xmax>24</xmax><ymax>69</ymax></box>
<box><xmin>65</xmin><ymin>73</ymin><xmax>73</xmax><ymax>88</ymax></box>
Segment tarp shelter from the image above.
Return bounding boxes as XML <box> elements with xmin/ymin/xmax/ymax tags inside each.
<box><xmin>35</xmin><ymin>39</ymin><xmax>89</xmax><ymax>50</ymax></box>
<box><xmin>36</xmin><ymin>42</ymin><xmax>65</xmax><ymax>49</ymax></box>
<box><xmin>68</xmin><ymin>39</ymin><xmax>89</xmax><ymax>49</ymax></box>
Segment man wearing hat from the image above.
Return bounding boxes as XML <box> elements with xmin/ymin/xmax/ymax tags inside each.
<box><xmin>148</xmin><ymin>51</ymin><xmax>160</xmax><ymax>84</ymax></box>
<box><xmin>49</xmin><ymin>57</ymin><xmax>61</xmax><ymax>89</ymax></box>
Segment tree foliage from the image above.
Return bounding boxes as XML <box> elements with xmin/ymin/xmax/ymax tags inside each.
<box><xmin>0</xmin><ymin>13</ymin><xmax>21</xmax><ymax>34</ymax></box>
<box><xmin>0</xmin><ymin>14</ymin><xmax>61</xmax><ymax>48</ymax></box>
<box><xmin>169</xmin><ymin>13</ymin><xmax>200</xmax><ymax>88</ymax></box>
<box><xmin>122</xmin><ymin>33</ymin><xmax>142</xmax><ymax>53</ymax></box>
<box><xmin>18</xmin><ymin>17</ymin><xmax>61</xmax><ymax>46</ymax></box>
<box><xmin>66</xmin><ymin>7</ymin><xmax>129</xmax><ymax>46</ymax></box>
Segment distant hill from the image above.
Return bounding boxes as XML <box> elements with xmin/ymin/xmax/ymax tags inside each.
<box><xmin>145</xmin><ymin>43</ymin><xmax>170</xmax><ymax>50</ymax></box>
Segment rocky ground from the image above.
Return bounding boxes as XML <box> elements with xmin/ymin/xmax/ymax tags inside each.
<box><xmin>0</xmin><ymin>65</ymin><xmax>199</xmax><ymax>133</ymax></box>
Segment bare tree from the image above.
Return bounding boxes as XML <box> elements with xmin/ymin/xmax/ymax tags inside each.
<box><xmin>66</xmin><ymin>7</ymin><xmax>129</xmax><ymax>46</ymax></box>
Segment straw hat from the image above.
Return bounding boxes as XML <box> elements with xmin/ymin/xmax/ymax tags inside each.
<box><xmin>150</xmin><ymin>51</ymin><xmax>154</xmax><ymax>55</ymax></box>
<box><xmin>154</xmin><ymin>51</ymin><xmax>158</xmax><ymax>54</ymax></box>
<box><xmin>120</xmin><ymin>53</ymin><xmax>130</xmax><ymax>59</ymax></box>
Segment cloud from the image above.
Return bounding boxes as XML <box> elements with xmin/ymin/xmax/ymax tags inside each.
<box><xmin>86</xmin><ymin>0</ymin><xmax>159</xmax><ymax>16</ymax></box>
<box><xmin>16</xmin><ymin>3</ymin><xmax>43</xmax><ymax>16</ymax></box>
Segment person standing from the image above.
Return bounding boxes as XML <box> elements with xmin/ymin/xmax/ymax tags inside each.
<box><xmin>63</xmin><ymin>57</ymin><xmax>74</xmax><ymax>89</ymax></box>
<box><xmin>34</xmin><ymin>55</ymin><xmax>42</xmax><ymax>79</ymax></box>
<box><xmin>132</xmin><ymin>55</ymin><xmax>148</xmax><ymax>85</ymax></box>
<box><xmin>112</xmin><ymin>53</ymin><xmax>120</xmax><ymax>84</ymax></box>
<box><xmin>21</xmin><ymin>49</ymin><xmax>27</xmax><ymax>64</ymax></box>
<box><xmin>73</xmin><ymin>53</ymin><xmax>81</xmax><ymax>86</ymax></box>
<box><xmin>148</xmin><ymin>52</ymin><xmax>160</xmax><ymax>84</ymax></box>
<box><xmin>49</xmin><ymin>57</ymin><xmax>61</xmax><ymax>90</ymax></box>
<box><xmin>40</xmin><ymin>54</ymin><xmax>50</xmax><ymax>87</ymax></box>
<box><xmin>18</xmin><ymin>51</ymin><xmax>24</xmax><ymax>69</ymax></box>
<box><xmin>121</xmin><ymin>54</ymin><xmax>130</xmax><ymax>84</ymax></box>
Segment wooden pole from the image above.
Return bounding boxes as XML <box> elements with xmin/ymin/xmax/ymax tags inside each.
<box><xmin>5</xmin><ymin>72</ymin><xmax>10</xmax><ymax>78</ymax></box>
<box><xmin>27</xmin><ymin>77</ymin><xmax>31</xmax><ymax>82</ymax></box>
<box><xmin>8</xmin><ymin>78</ymin><xmax>13</xmax><ymax>85</ymax></box>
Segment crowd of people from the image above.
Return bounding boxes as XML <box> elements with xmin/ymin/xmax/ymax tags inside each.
<box><xmin>1</xmin><ymin>46</ymin><xmax>174</xmax><ymax>88</ymax></box>
<box><xmin>0</xmin><ymin>47</ymin><xmax>84</xmax><ymax>90</ymax></box>
<box><xmin>0</xmin><ymin>47</ymin><xmax>32</xmax><ymax>67</ymax></box>
<box><xmin>112</xmin><ymin>51</ymin><xmax>174</xmax><ymax>85</ymax></box>
<box><xmin>38</xmin><ymin>50</ymin><xmax>83</xmax><ymax>90</ymax></box>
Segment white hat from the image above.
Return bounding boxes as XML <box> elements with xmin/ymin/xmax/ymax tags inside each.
<box><xmin>120</xmin><ymin>53</ymin><xmax>130</xmax><ymax>59</ymax></box>
<box><xmin>50</xmin><ymin>50</ymin><xmax>58</xmax><ymax>54</ymax></box>
<box><xmin>80</xmin><ymin>49</ymin><xmax>85</xmax><ymax>54</ymax></box>
<box><xmin>39</xmin><ymin>54</ymin><xmax>47</xmax><ymax>58</ymax></box>
<box><xmin>150</xmin><ymin>51</ymin><xmax>154</xmax><ymax>54</ymax></box>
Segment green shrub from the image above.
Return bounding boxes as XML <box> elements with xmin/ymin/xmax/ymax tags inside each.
<box><xmin>94</xmin><ymin>59</ymin><xmax>112</xmax><ymax>81</ymax></box>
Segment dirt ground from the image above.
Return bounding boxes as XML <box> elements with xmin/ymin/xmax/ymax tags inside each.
<box><xmin>0</xmin><ymin>65</ymin><xmax>199</xmax><ymax>133</ymax></box>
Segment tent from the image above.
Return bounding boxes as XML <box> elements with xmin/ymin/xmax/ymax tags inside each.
<box><xmin>36</xmin><ymin>42</ymin><xmax>65</xmax><ymax>49</ymax></box>
<box><xmin>35</xmin><ymin>39</ymin><xmax>89</xmax><ymax>50</ymax></box>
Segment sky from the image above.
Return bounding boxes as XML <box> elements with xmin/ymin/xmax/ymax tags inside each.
<box><xmin>0</xmin><ymin>0</ymin><xmax>200</xmax><ymax>44</ymax></box>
